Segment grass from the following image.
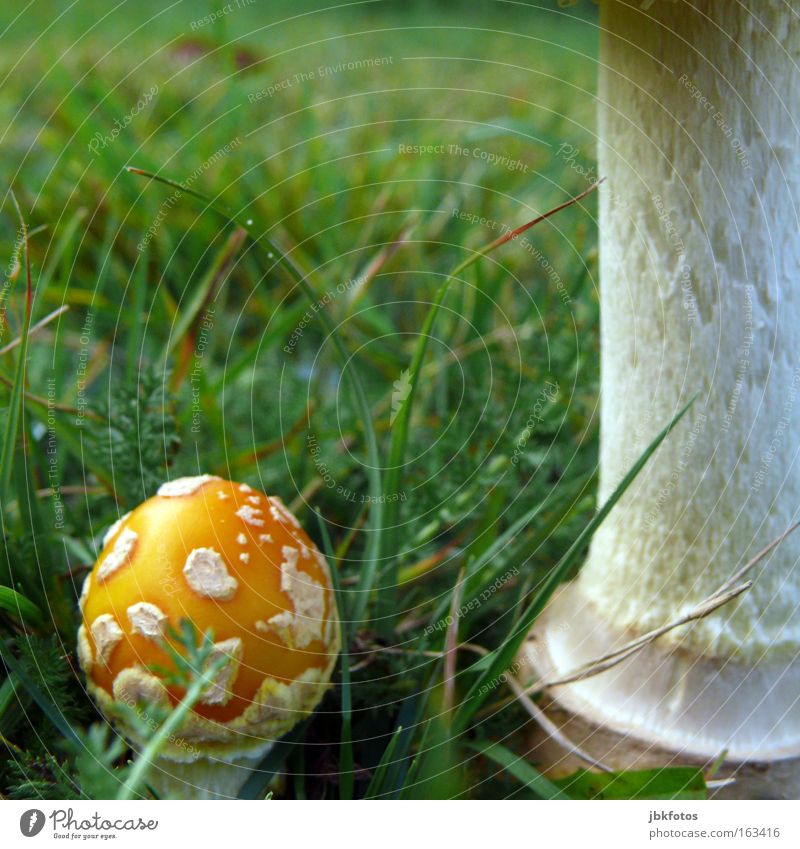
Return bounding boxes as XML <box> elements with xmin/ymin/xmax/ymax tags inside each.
<box><xmin>0</xmin><ymin>0</ymin><xmax>707</xmax><ymax>800</ymax></box>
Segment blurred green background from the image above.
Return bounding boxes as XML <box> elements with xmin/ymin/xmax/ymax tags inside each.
<box><xmin>0</xmin><ymin>0</ymin><xmax>615</xmax><ymax>799</ymax></box>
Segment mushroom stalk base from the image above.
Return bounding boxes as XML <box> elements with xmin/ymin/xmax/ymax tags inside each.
<box><xmin>523</xmin><ymin>698</ymin><xmax>800</xmax><ymax>801</ymax></box>
<box><xmin>520</xmin><ymin>584</ymin><xmax>800</xmax><ymax>799</ymax></box>
<box><xmin>145</xmin><ymin>750</ymin><xmax>273</xmax><ymax>800</ymax></box>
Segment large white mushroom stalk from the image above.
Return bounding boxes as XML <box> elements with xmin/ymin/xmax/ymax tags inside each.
<box><xmin>522</xmin><ymin>0</ymin><xmax>800</xmax><ymax>797</ymax></box>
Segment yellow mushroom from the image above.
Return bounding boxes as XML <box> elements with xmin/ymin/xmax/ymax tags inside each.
<box><xmin>78</xmin><ymin>475</ymin><xmax>340</xmax><ymax>798</ymax></box>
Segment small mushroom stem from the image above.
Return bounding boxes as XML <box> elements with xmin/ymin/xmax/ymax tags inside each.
<box><xmin>525</xmin><ymin>0</ymin><xmax>800</xmax><ymax>796</ymax></box>
<box><xmin>144</xmin><ymin>752</ymin><xmax>270</xmax><ymax>801</ymax></box>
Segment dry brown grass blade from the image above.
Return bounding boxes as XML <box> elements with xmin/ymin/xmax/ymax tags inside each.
<box><xmin>442</xmin><ymin>566</ymin><xmax>467</xmax><ymax>715</ymax></box>
<box><xmin>711</xmin><ymin>520</ymin><xmax>800</xmax><ymax>600</ymax></box>
<box><xmin>505</xmin><ymin>673</ymin><xmax>613</xmax><ymax>773</ymax></box>
<box><xmin>540</xmin><ymin>581</ymin><xmax>751</xmax><ymax>691</ymax></box>
<box><xmin>520</xmin><ymin>522</ymin><xmax>800</xmax><ymax>697</ymax></box>
<box><xmin>0</xmin><ymin>305</ymin><xmax>69</xmax><ymax>356</ymax></box>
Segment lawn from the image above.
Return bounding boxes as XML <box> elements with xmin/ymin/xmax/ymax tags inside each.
<box><xmin>0</xmin><ymin>0</ymin><xmax>656</xmax><ymax>800</ymax></box>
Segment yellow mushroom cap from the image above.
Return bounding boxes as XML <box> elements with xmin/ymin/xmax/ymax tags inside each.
<box><xmin>78</xmin><ymin>475</ymin><xmax>340</xmax><ymax>762</ymax></box>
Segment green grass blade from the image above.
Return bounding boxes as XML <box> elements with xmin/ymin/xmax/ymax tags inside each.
<box><xmin>555</xmin><ymin>766</ymin><xmax>707</xmax><ymax>800</ymax></box>
<box><xmin>0</xmin><ymin>637</ymin><xmax>81</xmax><ymax>749</ymax></box>
<box><xmin>375</xmin><ymin>687</ymin><xmax>433</xmax><ymax>799</ymax></box>
<box><xmin>0</xmin><ymin>673</ymin><xmax>20</xmax><ymax>728</ymax></box>
<box><xmin>465</xmin><ymin>740</ymin><xmax>569</xmax><ymax>799</ymax></box>
<box><xmin>0</xmin><ymin>586</ymin><xmax>44</xmax><ymax>627</ymax></box>
<box><xmin>397</xmin><ymin>719</ymin><xmax>432</xmax><ymax>799</ymax></box>
<box><xmin>316</xmin><ymin>511</ymin><xmax>353</xmax><ymax>800</ymax></box>
<box><xmin>125</xmin><ymin>243</ymin><xmax>149</xmax><ymax>387</ymax></box>
<box><xmin>127</xmin><ymin>167</ymin><xmax>383</xmax><ymax>625</ymax></box>
<box><xmin>208</xmin><ymin>300</ymin><xmax>309</xmax><ymax>393</ymax></box>
<box><xmin>379</xmin><ymin>181</ymin><xmax>603</xmax><ymax>628</ymax></box>
<box><xmin>94</xmin><ymin>213</ymin><xmax>120</xmax><ymax>299</ymax></box>
<box><xmin>237</xmin><ymin>721</ymin><xmax>307</xmax><ymax>799</ymax></box>
<box><xmin>167</xmin><ymin>226</ymin><xmax>246</xmax><ymax>356</ymax></box>
<box><xmin>117</xmin><ymin>655</ymin><xmax>227</xmax><ymax>799</ymax></box>
<box><xmin>0</xmin><ymin>192</ymin><xmax>33</xmax><ymax>504</ymax></box>
<box><xmin>426</xmin><ymin>468</ymin><xmax>595</xmax><ymax>631</ymax></box>
<box><xmin>364</xmin><ymin>725</ymin><xmax>404</xmax><ymax>799</ymax></box>
<box><xmin>39</xmin><ymin>205</ymin><xmax>88</xmax><ymax>294</ymax></box>
<box><xmin>454</xmin><ymin>396</ymin><xmax>696</xmax><ymax>730</ymax></box>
